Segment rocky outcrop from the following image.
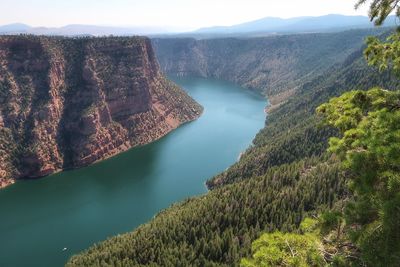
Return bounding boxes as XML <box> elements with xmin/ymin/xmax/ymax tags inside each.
<box><xmin>0</xmin><ymin>35</ymin><xmax>202</xmax><ymax>184</ymax></box>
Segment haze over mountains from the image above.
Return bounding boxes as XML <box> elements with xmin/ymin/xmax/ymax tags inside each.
<box><xmin>195</xmin><ymin>14</ymin><xmax>397</xmax><ymax>35</ymax></box>
<box><xmin>0</xmin><ymin>14</ymin><xmax>396</xmax><ymax>37</ymax></box>
<box><xmin>0</xmin><ymin>23</ymin><xmax>172</xmax><ymax>36</ymax></box>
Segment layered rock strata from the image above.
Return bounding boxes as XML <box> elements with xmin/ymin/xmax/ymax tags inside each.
<box><xmin>0</xmin><ymin>35</ymin><xmax>202</xmax><ymax>186</ymax></box>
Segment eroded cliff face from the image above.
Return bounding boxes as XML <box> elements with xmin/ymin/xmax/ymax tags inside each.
<box><xmin>152</xmin><ymin>28</ymin><xmax>386</xmax><ymax>101</ymax></box>
<box><xmin>0</xmin><ymin>36</ymin><xmax>202</xmax><ymax>184</ymax></box>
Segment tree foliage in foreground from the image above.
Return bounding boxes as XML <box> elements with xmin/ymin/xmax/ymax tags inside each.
<box><xmin>356</xmin><ymin>0</ymin><xmax>400</xmax><ymax>73</ymax></box>
<box><xmin>317</xmin><ymin>88</ymin><xmax>400</xmax><ymax>266</ymax></box>
<box><xmin>355</xmin><ymin>0</ymin><xmax>400</xmax><ymax>26</ymax></box>
<box><xmin>240</xmin><ymin>218</ymin><xmax>324</xmax><ymax>267</ymax></box>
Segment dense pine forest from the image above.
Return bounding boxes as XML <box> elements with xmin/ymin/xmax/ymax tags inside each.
<box><xmin>208</xmin><ymin>45</ymin><xmax>400</xmax><ymax>189</ymax></box>
<box><xmin>68</xmin><ymin>37</ymin><xmax>400</xmax><ymax>267</ymax></box>
<box><xmin>68</xmin><ymin>1</ymin><xmax>400</xmax><ymax>266</ymax></box>
<box><xmin>67</xmin><ymin>156</ymin><xmax>345</xmax><ymax>266</ymax></box>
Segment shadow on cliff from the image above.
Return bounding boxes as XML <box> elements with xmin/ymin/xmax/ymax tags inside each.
<box><xmin>5</xmin><ymin>38</ymin><xmax>52</xmax><ymax>176</ymax></box>
<box><xmin>56</xmin><ymin>39</ymin><xmax>91</xmax><ymax>169</ymax></box>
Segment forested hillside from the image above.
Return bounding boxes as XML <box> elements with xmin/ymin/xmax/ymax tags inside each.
<box><xmin>153</xmin><ymin>28</ymin><xmax>388</xmax><ymax>99</ymax></box>
<box><xmin>67</xmin><ymin>26</ymin><xmax>400</xmax><ymax>266</ymax></box>
<box><xmin>208</xmin><ymin>46</ymin><xmax>400</xmax><ymax>188</ymax></box>
<box><xmin>67</xmin><ymin>156</ymin><xmax>345</xmax><ymax>267</ymax></box>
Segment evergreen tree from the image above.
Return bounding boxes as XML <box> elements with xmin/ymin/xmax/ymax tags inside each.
<box><xmin>356</xmin><ymin>1</ymin><xmax>400</xmax><ymax>73</ymax></box>
<box><xmin>240</xmin><ymin>218</ymin><xmax>324</xmax><ymax>267</ymax></box>
<box><xmin>317</xmin><ymin>88</ymin><xmax>400</xmax><ymax>266</ymax></box>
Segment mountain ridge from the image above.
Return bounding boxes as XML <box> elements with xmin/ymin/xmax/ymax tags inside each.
<box><xmin>193</xmin><ymin>14</ymin><xmax>397</xmax><ymax>36</ymax></box>
<box><xmin>1</xmin><ymin>14</ymin><xmax>397</xmax><ymax>37</ymax></box>
<box><xmin>0</xmin><ymin>24</ymin><xmax>172</xmax><ymax>36</ymax></box>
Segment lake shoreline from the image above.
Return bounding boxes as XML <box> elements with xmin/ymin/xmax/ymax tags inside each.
<box><xmin>0</xmin><ymin>109</ymin><xmax>203</xmax><ymax>191</ymax></box>
<box><xmin>0</xmin><ymin>77</ymin><xmax>265</xmax><ymax>267</ymax></box>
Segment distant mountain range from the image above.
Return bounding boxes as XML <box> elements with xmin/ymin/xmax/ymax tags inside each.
<box><xmin>0</xmin><ymin>15</ymin><xmax>397</xmax><ymax>37</ymax></box>
<box><xmin>194</xmin><ymin>14</ymin><xmax>397</xmax><ymax>35</ymax></box>
<box><xmin>0</xmin><ymin>23</ymin><xmax>171</xmax><ymax>36</ymax></box>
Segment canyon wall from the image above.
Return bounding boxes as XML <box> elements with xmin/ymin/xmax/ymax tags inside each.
<box><xmin>152</xmin><ymin>28</ymin><xmax>386</xmax><ymax>100</ymax></box>
<box><xmin>0</xmin><ymin>35</ymin><xmax>202</xmax><ymax>184</ymax></box>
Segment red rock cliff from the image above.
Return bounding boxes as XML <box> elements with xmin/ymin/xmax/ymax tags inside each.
<box><xmin>0</xmin><ymin>36</ymin><xmax>202</xmax><ymax>184</ymax></box>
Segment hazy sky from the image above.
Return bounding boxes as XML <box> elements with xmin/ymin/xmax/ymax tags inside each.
<box><xmin>1</xmin><ymin>0</ymin><xmax>369</xmax><ymax>31</ymax></box>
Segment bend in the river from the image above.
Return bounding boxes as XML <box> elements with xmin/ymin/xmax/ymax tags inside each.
<box><xmin>0</xmin><ymin>77</ymin><xmax>266</xmax><ymax>267</ymax></box>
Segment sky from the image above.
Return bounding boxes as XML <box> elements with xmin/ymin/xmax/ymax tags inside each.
<box><xmin>0</xmin><ymin>0</ymin><xmax>369</xmax><ymax>31</ymax></box>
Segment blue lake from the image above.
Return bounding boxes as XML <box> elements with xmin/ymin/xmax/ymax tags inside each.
<box><xmin>0</xmin><ymin>77</ymin><xmax>266</xmax><ymax>266</ymax></box>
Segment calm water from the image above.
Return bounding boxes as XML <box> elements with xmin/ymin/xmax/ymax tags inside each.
<box><xmin>0</xmin><ymin>77</ymin><xmax>266</xmax><ymax>267</ymax></box>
